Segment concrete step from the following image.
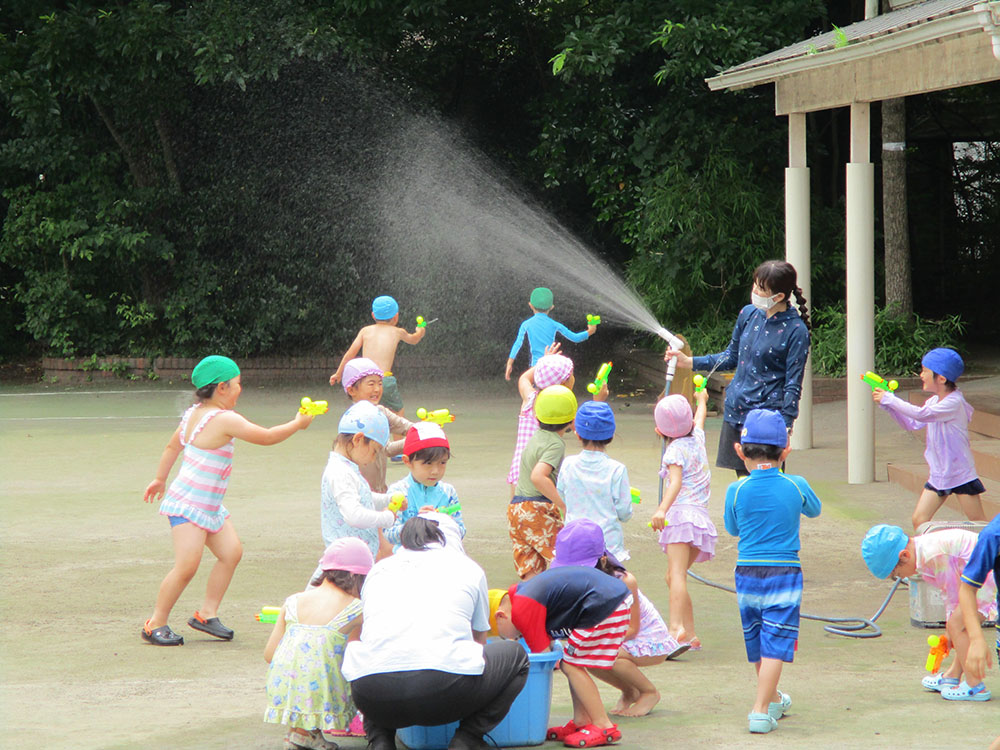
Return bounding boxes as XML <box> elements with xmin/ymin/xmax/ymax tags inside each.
<box><xmin>971</xmin><ymin>433</ymin><xmax>1000</xmax><ymax>482</ymax></box>
<box><xmin>886</xmin><ymin>462</ymin><xmax>1000</xmax><ymax>518</ymax></box>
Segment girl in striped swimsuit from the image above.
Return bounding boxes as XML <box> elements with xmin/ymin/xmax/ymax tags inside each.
<box><xmin>141</xmin><ymin>356</ymin><xmax>315</xmax><ymax>647</ymax></box>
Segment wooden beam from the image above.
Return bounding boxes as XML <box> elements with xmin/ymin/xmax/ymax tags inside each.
<box><xmin>775</xmin><ymin>31</ymin><xmax>999</xmax><ymax>114</ymax></box>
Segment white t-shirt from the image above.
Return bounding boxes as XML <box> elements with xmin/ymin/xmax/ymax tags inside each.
<box><xmin>342</xmin><ymin>545</ymin><xmax>490</xmax><ymax>680</ymax></box>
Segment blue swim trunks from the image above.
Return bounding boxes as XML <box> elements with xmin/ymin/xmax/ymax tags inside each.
<box><xmin>735</xmin><ymin>565</ymin><xmax>802</xmax><ymax>663</ymax></box>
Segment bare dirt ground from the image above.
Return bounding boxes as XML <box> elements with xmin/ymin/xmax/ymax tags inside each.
<box><xmin>1</xmin><ymin>376</ymin><xmax>997</xmax><ymax>749</ymax></box>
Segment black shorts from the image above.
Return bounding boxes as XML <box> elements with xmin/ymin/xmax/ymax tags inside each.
<box><xmin>924</xmin><ymin>478</ymin><xmax>986</xmax><ymax>497</ymax></box>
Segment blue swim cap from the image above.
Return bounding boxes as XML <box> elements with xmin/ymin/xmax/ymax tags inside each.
<box><xmin>372</xmin><ymin>295</ymin><xmax>399</xmax><ymax>320</ymax></box>
<box><xmin>574</xmin><ymin>401</ymin><xmax>616</xmax><ymax>441</ymax></box>
<box><xmin>860</xmin><ymin>524</ymin><xmax>908</xmax><ymax>579</ymax></box>
<box><xmin>922</xmin><ymin>348</ymin><xmax>963</xmax><ymax>382</ymax></box>
<box><xmin>741</xmin><ymin>409</ymin><xmax>787</xmax><ymax>447</ymax></box>
<box><xmin>338</xmin><ymin>401</ymin><xmax>390</xmax><ymax>447</ymax></box>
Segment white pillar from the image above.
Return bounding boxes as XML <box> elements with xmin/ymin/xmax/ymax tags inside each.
<box><xmin>786</xmin><ymin>112</ymin><xmax>812</xmax><ymax>450</ymax></box>
<box><xmin>847</xmin><ymin>102</ymin><xmax>875</xmax><ymax>484</ymax></box>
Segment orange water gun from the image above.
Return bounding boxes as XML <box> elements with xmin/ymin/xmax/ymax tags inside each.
<box><xmin>925</xmin><ymin>634</ymin><xmax>950</xmax><ymax>673</ymax></box>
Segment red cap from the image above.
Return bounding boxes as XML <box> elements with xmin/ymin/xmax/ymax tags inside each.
<box><xmin>403</xmin><ymin>422</ymin><xmax>450</xmax><ymax>456</ymax></box>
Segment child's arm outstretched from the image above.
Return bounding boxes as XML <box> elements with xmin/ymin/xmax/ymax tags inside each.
<box><xmin>650</xmin><ymin>464</ymin><xmax>681</xmax><ymax>531</ymax></box>
<box><xmin>693</xmin><ymin>388</ymin><xmax>708</xmax><ymax>431</ymax></box>
<box><xmin>143</xmin><ymin>426</ymin><xmax>183</xmax><ymax>503</ymax></box>
<box><xmin>873</xmin><ymin>389</ymin><xmax>959</xmax><ymax>431</ymax></box>
<box><xmin>397</xmin><ymin>323</ymin><xmax>427</xmax><ymax>346</ymax></box>
<box><xmin>330</xmin><ymin>328</ymin><xmax>367</xmax><ymax>385</ymax></box>
<box><xmin>215</xmin><ymin>409</ymin><xmax>314</xmax><ymax>445</ymax></box>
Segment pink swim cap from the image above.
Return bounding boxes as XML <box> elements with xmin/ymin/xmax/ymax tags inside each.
<box><xmin>534</xmin><ymin>354</ymin><xmax>574</xmax><ymax>389</ymax></box>
<box><xmin>654</xmin><ymin>394</ymin><xmax>693</xmax><ymax>438</ymax></box>
<box><xmin>319</xmin><ymin>537</ymin><xmax>374</xmax><ymax>574</ymax></box>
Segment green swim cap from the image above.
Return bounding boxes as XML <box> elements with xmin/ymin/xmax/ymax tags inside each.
<box><xmin>191</xmin><ymin>355</ymin><xmax>241</xmax><ymax>388</ymax></box>
<box><xmin>530</xmin><ymin>287</ymin><xmax>553</xmax><ymax>309</ymax></box>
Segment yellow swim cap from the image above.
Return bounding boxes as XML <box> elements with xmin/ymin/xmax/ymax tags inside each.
<box><xmin>488</xmin><ymin>588</ymin><xmax>508</xmax><ymax>636</ymax></box>
<box><xmin>534</xmin><ymin>385</ymin><xmax>578</xmax><ymax>425</ymax></box>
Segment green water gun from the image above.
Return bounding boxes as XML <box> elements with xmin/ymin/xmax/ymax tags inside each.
<box><xmin>586</xmin><ymin>314</ymin><xmax>602</xmax><ymax>326</ymax></box>
<box><xmin>630</xmin><ymin>487</ymin><xmax>641</xmax><ymax>504</ymax></box>
<box><xmin>416</xmin><ymin>316</ymin><xmax>438</xmax><ymax>328</ymax></box>
<box><xmin>255</xmin><ymin>606</ymin><xmax>280</xmax><ymax>624</ymax></box>
<box><xmin>692</xmin><ymin>374</ymin><xmax>707</xmax><ymax>393</ymax></box>
<box><xmin>861</xmin><ymin>371</ymin><xmax>898</xmax><ymax>392</ymax></box>
<box><xmin>587</xmin><ymin>362</ymin><xmax>613</xmax><ymax>395</ymax></box>
<box><xmin>439</xmin><ymin>502</ymin><xmax>462</xmax><ymax>516</ymax></box>
<box><xmin>300</xmin><ymin>397</ymin><xmax>329</xmax><ymax>416</ymax></box>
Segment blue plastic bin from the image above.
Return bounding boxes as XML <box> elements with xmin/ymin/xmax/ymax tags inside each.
<box><xmin>397</xmin><ymin>642</ymin><xmax>562</xmax><ymax>750</ymax></box>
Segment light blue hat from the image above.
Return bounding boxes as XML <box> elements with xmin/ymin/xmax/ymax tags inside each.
<box><xmin>861</xmin><ymin>524</ymin><xmax>909</xmax><ymax>579</ymax></box>
<box><xmin>338</xmin><ymin>401</ymin><xmax>390</xmax><ymax>447</ymax></box>
<box><xmin>372</xmin><ymin>295</ymin><xmax>399</xmax><ymax>320</ymax></box>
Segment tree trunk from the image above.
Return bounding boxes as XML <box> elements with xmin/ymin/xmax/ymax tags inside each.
<box><xmin>881</xmin><ymin>97</ymin><xmax>912</xmax><ymax>318</ymax></box>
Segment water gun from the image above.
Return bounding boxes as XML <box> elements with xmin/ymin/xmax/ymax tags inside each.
<box><xmin>586</xmin><ymin>314</ymin><xmax>602</xmax><ymax>326</ymax></box>
<box><xmin>255</xmin><ymin>606</ymin><xmax>280</xmax><ymax>624</ymax></box>
<box><xmin>861</xmin><ymin>371</ymin><xmax>898</xmax><ymax>393</ymax></box>
<box><xmin>587</xmin><ymin>362</ymin><xmax>613</xmax><ymax>395</ymax></box>
<box><xmin>416</xmin><ymin>407</ymin><xmax>455</xmax><ymax>424</ymax></box>
<box><xmin>388</xmin><ymin>493</ymin><xmax>405</xmax><ymax>513</ymax></box>
<box><xmin>299</xmin><ymin>397</ymin><xmax>328</xmax><ymax>416</ymax></box>
<box><xmin>630</xmin><ymin>487</ymin><xmax>641</xmax><ymax>504</ymax></box>
<box><xmin>439</xmin><ymin>502</ymin><xmax>462</xmax><ymax>516</ymax></box>
<box><xmin>925</xmin><ymin>634</ymin><xmax>950</xmax><ymax>672</ymax></box>
<box><xmin>693</xmin><ymin>374</ymin><xmax>707</xmax><ymax>393</ymax></box>
<box><xmin>416</xmin><ymin>316</ymin><xmax>438</xmax><ymax>328</ymax></box>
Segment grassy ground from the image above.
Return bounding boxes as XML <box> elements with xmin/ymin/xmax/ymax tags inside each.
<box><xmin>0</xmin><ymin>377</ymin><xmax>996</xmax><ymax>749</ymax></box>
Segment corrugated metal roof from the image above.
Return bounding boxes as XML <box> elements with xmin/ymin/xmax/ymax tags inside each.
<box><xmin>723</xmin><ymin>0</ymin><xmax>980</xmax><ymax>75</ymax></box>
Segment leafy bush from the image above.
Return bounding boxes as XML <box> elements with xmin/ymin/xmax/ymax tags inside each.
<box><xmin>811</xmin><ymin>305</ymin><xmax>965</xmax><ymax>378</ymax></box>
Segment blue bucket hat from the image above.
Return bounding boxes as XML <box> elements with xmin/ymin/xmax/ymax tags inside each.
<box><xmin>861</xmin><ymin>524</ymin><xmax>909</xmax><ymax>579</ymax></box>
<box><xmin>372</xmin><ymin>295</ymin><xmax>399</xmax><ymax>320</ymax></box>
<box><xmin>922</xmin><ymin>348</ymin><xmax>963</xmax><ymax>382</ymax></box>
<box><xmin>338</xmin><ymin>401</ymin><xmax>390</xmax><ymax>447</ymax></box>
<box><xmin>574</xmin><ymin>401</ymin><xmax>616</xmax><ymax>441</ymax></box>
<box><xmin>740</xmin><ymin>409</ymin><xmax>787</xmax><ymax>447</ymax></box>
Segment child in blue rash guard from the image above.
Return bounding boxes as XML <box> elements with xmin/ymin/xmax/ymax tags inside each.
<box><xmin>723</xmin><ymin>409</ymin><xmax>821</xmax><ymax>735</ymax></box>
<box><xmin>504</xmin><ymin>286</ymin><xmax>597</xmax><ymax>380</ymax></box>
<box><xmin>385</xmin><ymin>423</ymin><xmax>464</xmax><ymax>548</ymax></box>
<box><xmin>958</xmin><ymin>513</ymin><xmax>1000</xmax><ymax>705</ymax></box>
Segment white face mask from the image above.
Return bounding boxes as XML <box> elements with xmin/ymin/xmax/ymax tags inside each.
<box><xmin>751</xmin><ymin>291</ymin><xmax>780</xmax><ymax>311</ymax></box>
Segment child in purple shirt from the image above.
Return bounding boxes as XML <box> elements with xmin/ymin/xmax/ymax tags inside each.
<box><xmin>873</xmin><ymin>348</ymin><xmax>986</xmax><ymax>530</ymax></box>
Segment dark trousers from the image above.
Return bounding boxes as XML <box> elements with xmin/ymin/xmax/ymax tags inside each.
<box><xmin>352</xmin><ymin>640</ymin><xmax>529</xmax><ymax>747</ymax></box>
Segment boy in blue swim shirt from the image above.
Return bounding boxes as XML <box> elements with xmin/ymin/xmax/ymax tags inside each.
<box><xmin>723</xmin><ymin>408</ymin><xmax>821</xmax><ymax>735</ymax></box>
<box><xmin>505</xmin><ymin>287</ymin><xmax>596</xmax><ymax>380</ymax></box>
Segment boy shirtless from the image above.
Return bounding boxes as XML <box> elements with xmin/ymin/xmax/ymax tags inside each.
<box><xmin>330</xmin><ymin>295</ymin><xmax>426</xmax><ymax>415</ymax></box>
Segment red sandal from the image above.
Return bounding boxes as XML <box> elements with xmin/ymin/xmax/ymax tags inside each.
<box><xmin>563</xmin><ymin>724</ymin><xmax>621</xmax><ymax>748</ymax></box>
<box><xmin>546</xmin><ymin>720</ymin><xmax>579</xmax><ymax>741</ymax></box>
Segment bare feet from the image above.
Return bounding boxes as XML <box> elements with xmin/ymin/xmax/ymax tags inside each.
<box><xmin>619</xmin><ymin>690</ymin><xmax>661</xmax><ymax>717</ymax></box>
<box><xmin>609</xmin><ymin>688</ymin><xmax>641</xmax><ymax>716</ymax></box>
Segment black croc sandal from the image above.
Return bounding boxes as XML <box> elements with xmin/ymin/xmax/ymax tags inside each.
<box><xmin>188</xmin><ymin>612</ymin><xmax>234</xmax><ymax>640</ymax></box>
<box><xmin>141</xmin><ymin>620</ymin><xmax>184</xmax><ymax>646</ymax></box>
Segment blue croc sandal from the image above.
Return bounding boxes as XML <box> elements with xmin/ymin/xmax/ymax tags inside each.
<box><xmin>921</xmin><ymin>674</ymin><xmax>959</xmax><ymax>692</ymax></box>
<box><xmin>941</xmin><ymin>681</ymin><xmax>991</xmax><ymax>702</ymax></box>
<box><xmin>748</xmin><ymin>713</ymin><xmax>777</xmax><ymax>734</ymax></box>
<box><xmin>767</xmin><ymin>691</ymin><xmax>792</xmax><ymax>720</ymax></box>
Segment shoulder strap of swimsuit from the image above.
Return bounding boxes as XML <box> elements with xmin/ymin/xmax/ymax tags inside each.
<box><xmin>183</xmin><ymin>407</ymin><xmax>226</xmax><ymax>446</ymax></box>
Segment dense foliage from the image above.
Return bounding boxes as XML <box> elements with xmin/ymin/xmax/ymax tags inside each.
<box><xmin>1</xmin><ymin>1</ymin><xmax>995</xmax><ymax>369</ymax></box>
